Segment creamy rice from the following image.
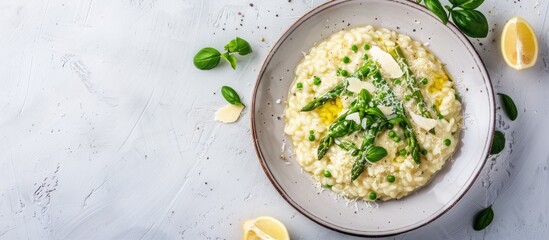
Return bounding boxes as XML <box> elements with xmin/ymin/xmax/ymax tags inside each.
<box><xmin>283</xmin><ymin>26</ymin><xmax>462</xmax><ymax>201</ymax></box>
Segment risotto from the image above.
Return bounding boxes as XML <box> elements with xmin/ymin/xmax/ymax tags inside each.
<box><xmin>283</xmin><ymin>26</ymin><xmax>462</xmax><ymax>201</ymax></box>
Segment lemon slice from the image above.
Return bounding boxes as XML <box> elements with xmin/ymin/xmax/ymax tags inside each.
<box><xmin>243</xmin><ymin>216</ymin><xmax>290</xmax><ymax>240</ymax></box>
<box><xmin>501</xmin><ymin>16</ymin><xmax>538</xmax><ymax>70</ymax></box>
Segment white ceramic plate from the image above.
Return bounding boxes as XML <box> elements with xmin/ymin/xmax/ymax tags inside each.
<box><xmin>251</xmin><ymin>0</ymin><xmax>495</xmax><ymax>236</ymax></box>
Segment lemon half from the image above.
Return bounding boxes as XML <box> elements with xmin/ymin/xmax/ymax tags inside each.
<box><xmin>501</xmin><ymin>16</ymin><xmax>538</xmax><ymax>70</ymax></box>
<box><xmin>243</xmin><ymin>216</ymin><xmax>290</xmax><ymax>240</ymax></box>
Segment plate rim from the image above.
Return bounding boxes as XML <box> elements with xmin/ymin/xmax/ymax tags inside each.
<box><xmin>250</xmin><ymin>0</ymin><xmax>496</xmax><ymax>237</ymax></box>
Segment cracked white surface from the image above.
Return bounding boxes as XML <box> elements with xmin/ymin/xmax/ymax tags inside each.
<box><xmin>0</xmin><ymin>0</ymin><xmax>548</xmax><ymax>239</ymax></box>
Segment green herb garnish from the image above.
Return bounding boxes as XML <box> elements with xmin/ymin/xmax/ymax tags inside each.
<box><xmin>221</xmin><ymin>86</ymin><xmax>244</xmax><ymax>106</ymax></box>
<box><xmin>221</xmin><ymin>53</ymin><xmax>237</xmax><ymax>70</ymax></box>
<box><xmin>365</xmin><ymin>146</ymin><xmax>388</xmax><ymax>163</ymax></box>
<box><xmin>473</xmin><ymin>205</ymin><xmax>494</xmax><ymax>231</ymax></box>
<box><xmin>498</xmin><ymin>93</ymin><xmax>518</xmax><ymax>121</ymax></box>
<box><xmin>193</xmin><ymin>47</ymin><xmax>221</xmax><ymax>70</ymax></box>
<box><xmin>419</xmin><ymin>0</ymin><xmax>488</xmax><ymax>38</ymax></box>
<box><xmin>224</xmin><ymin>37</ymin><xmax>253</xmax><ymax>55</ymax></box>
<box><xmin>490</xmin><ymin>131</ymin><xmax>505</xmax><ymax>154</ymax></box>
<box><xmin>193</xmin><ymin>37</ymin><xmax>252</xmax><ymax>70</ymax></box>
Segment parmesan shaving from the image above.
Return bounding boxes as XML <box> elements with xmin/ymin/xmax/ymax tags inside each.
<box><xmin>214</xmin><ymin>104</ymin><xmax>244</xmax><ymax>123</ymax></box>
<box><xmin>378</xmin><ymin>105</ymin><xmax>393</xmax><ymax>117</ymax></box>
<box><xmin>408</xmin><ymin>111</ymin><xmax>437</xmax><ymax>131</ymax></box>
<box><xmin>345</xmin><ymin>112</ymin><xmax>361</xmax><ymax>125</ymax></box>
<box><xmin>347</xmin><ymin>77</ymin><xmax>375</xmax><ymax>93</ymax></box>
<box><xmin>369</xmin><ymin>46</ymin><xmax>404</xmax><ymax>78</ymax></box>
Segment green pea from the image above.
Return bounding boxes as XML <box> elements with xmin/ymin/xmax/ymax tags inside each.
<box><xmin>323</xmin><ymin>170</ymin><xmax>332</xmax><ymax>178</ymax></box>
<box><xmin>421</xmin><ymin>78</ymin><xmax>428</xmax><ymax>85</ymax></box>
<box><xmin>405</xmin><ymin>95</ymin><xmax>412</xmax><ymax>101</ymax></box>
<box><xmin>388</xmin><ymin>130</ymin><xmax>396</xmax><ymax>138</ymax></box>
<box><xmin>343</xmin><ymin>56</ymin><xmax>350</xmax><ymax>64</ymax></box>
<box><xmin>421</xmin><ymin>149</ymin><xmax>428</xmax><ymax>155</ymax></box>
<box><xmin>438</xmin><ymin>113</ymin><xmax>445</xmax><ymax>119</ymax></box>
<box><xmin>308</xmin><ymin>135</ymin><xmax>315</xmax><ymax>141</ymax></box>
<box><xmin>393</xmin><ymin>136</ymin><xmax>401</xmax><ymax>142</ymax></box>
<box><xmin>296</xmin><ymin>82</ymin><xmax>303</xmax><ymax>89</ymax></box>
<box><xmin>323</xmin><ymin>184</ymin><xmax>332</xmax><ymax>189</ymax></box>
<box><xmin>363</xmin><ymin>54</ymin><xmax>369</xmax><ymax>60</ymax></box>
<box><xmin>351</xmin><ymin>45</ymin><xmax>358</xmax><ymax>52</ymax></box>
<box><xmin>364</xmin><ymin>44</ymin><xmax>371</xmax><ymax>50</ymax></box>
<box><xmin>387</xmin><ymin>123</ymin><xmax>394</xmax><ymax>129</ymax></box>
<box><xmin>387</xmin><ymin>175</ymin><xmax>396</xmax><ymax>183</ymax></box>
<box><xmin>368</xmin><ymin>191</ymin><xmax>377</xmax><ymax>200</ymax></box>
<box><xmin>336</xmin><ymin>68</ymin><xmax>349</xmax><ymax>77</ymax></box>
<box><xmin>309</xmin><ymin>130</ymin><xmax>314</xmax><ymax>134</ymax></box>
<box><xmin>393</xmin><ymin>79</ymin><xmax>401</xmax><ymax>84</ymax></box>
<box><xmin>444</xmin><ymin>139</ymin><xmax>451</xmax><ymax>146</ymax></box>
<box><xmin>399</xmin><ymin>149</ymin><xmax>406</xmax><ymax>156</ymax></box>
<box><xmin>313</xmin><ymin>76</ymin><xmax>322</xmax><ymax>86</ymax></box>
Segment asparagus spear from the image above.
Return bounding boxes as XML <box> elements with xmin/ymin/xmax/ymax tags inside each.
<box><xmin>366</xmin><ymin>61</ymin><xmax>421</xmax><ymax>164</ymax></box>
<box><xmin>351</xmin><ymin>119</ymin><xmax>386</xmax><ymax>180</ymax></box>
<box><xmin>301</xmin><ymin>64</ymin><xmax>372</xmax><ymax>112</ymax></box>
<box><xmin>301</xmin><ymin>81</ymin><xmax>347</xmax><ymax>111</ymax></box>
<box><xmin>317</xmin><ymin>90</ymin><xmax>372</xmax><ymax>160</ymax></box>
<box><xmin>388</xmin><ymin>46</ymin><xmax>432</xmax><ymax>120</ymax></box>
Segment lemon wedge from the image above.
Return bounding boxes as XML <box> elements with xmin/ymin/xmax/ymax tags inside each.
<box><xmin>501</xmin><ymin>16</ymin><xmax>538</xmax><ymax>70</ymax></box>
<box><xmin>243</xmin><ymin>216</ymin><xmax>289</xmax><ymax>240</ymax></box>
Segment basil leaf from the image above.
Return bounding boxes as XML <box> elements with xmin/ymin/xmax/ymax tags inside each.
<box><xmin>425</xmin><ymin>0</ymin><xmax>449</xmax><ymax>24</ymax></box>
<box><xmin>473</xmin><ymin>205</ymin><xmax>494</xmax><ymax>231</ymax></box>
<box><xmin>225</xmin><ymin>37</ymin><xmax>253</xmax><ymax>55</ymax></box>
<box><xmin>449</xmin><ymin>0</ymin><xmax>484</xmax><ymax>9</ymax></box>
<box><xmin>193</xmin><ymin>47</ymin><xmax>221</xmax><ymax>70</ymax></box>
<box><xmin>451</xmin><ymin>9</ymin><xmax>489</xmax><ymax>38</ymax></box>
<box><xmin>365</xmin><ymin>107</ymin><xmax>386</xmax><ymax>118</ymax></box>
<box><xmin>221</xmin><ymin>86</ymin><xmax>244</xmax><ymax>106</ymax></box>
<box><xmin>366</xmin><ymin>146</ymin><xmax>387</xmax><ymax>163</ymax></box>
<box><xmin>221</xmin><ymin>53</ymin><xmax>237</xmax><ymax>70</ymax></box>
<box><xmin>498</xmin><ymin>93</ymin><xmax>518</xmax><ymax>121</ymax></box>
<box><xmin>490</xmin><ymin>131</ymin><xmax>505</xmax><ymax>154</ymax></box>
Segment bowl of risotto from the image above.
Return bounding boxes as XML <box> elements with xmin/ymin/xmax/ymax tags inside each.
<box><xmin>251</xmin><ymin>0</ymin><xmax>494</xmax><ymax>236</ymax></box>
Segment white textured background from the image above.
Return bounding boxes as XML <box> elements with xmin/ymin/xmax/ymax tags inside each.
<box><xmin>0</xmin><ymin>0</ymin><xmax>548</xmax><ymax>239</ymax></box>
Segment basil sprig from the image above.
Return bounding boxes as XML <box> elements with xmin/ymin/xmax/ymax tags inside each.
<box><xmin>490</xmin><ymin>131</ymin><xmax>505</xmax><ymax>154</ymax></box>
<box><xmin>498</xmin><ymin>93</ymin><xmax>518</xmax><ymax>121</ymax></box>
<box><xmin>473</xmin><ymin>205</ymin><xmax>494</xmax><ymax>231</ymax></box>
<box><xmin>193</xmin><ymin>37</ymin><xmax>252</xmax><ymax>70</ymax></box>
<box><xmin>221</xmin><ymin>86</ymin><xmax>244</xmax><ymax>107</ymax></box>
<box><xmin>418</xmin><ymin>0</ymin><xmax>488</xmax><ymax>38</ymax></box>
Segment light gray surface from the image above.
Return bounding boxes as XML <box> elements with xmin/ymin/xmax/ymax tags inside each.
<box><xmin>0</xmin><ymin>0</ymin><xmax>547</xmax><ymax>239</ymax></box>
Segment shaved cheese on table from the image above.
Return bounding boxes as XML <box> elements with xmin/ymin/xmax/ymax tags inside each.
<box><xmin>215</xmin><ymin>104</ymin><xmax>244</xmax><ymax>123</ymax></box>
